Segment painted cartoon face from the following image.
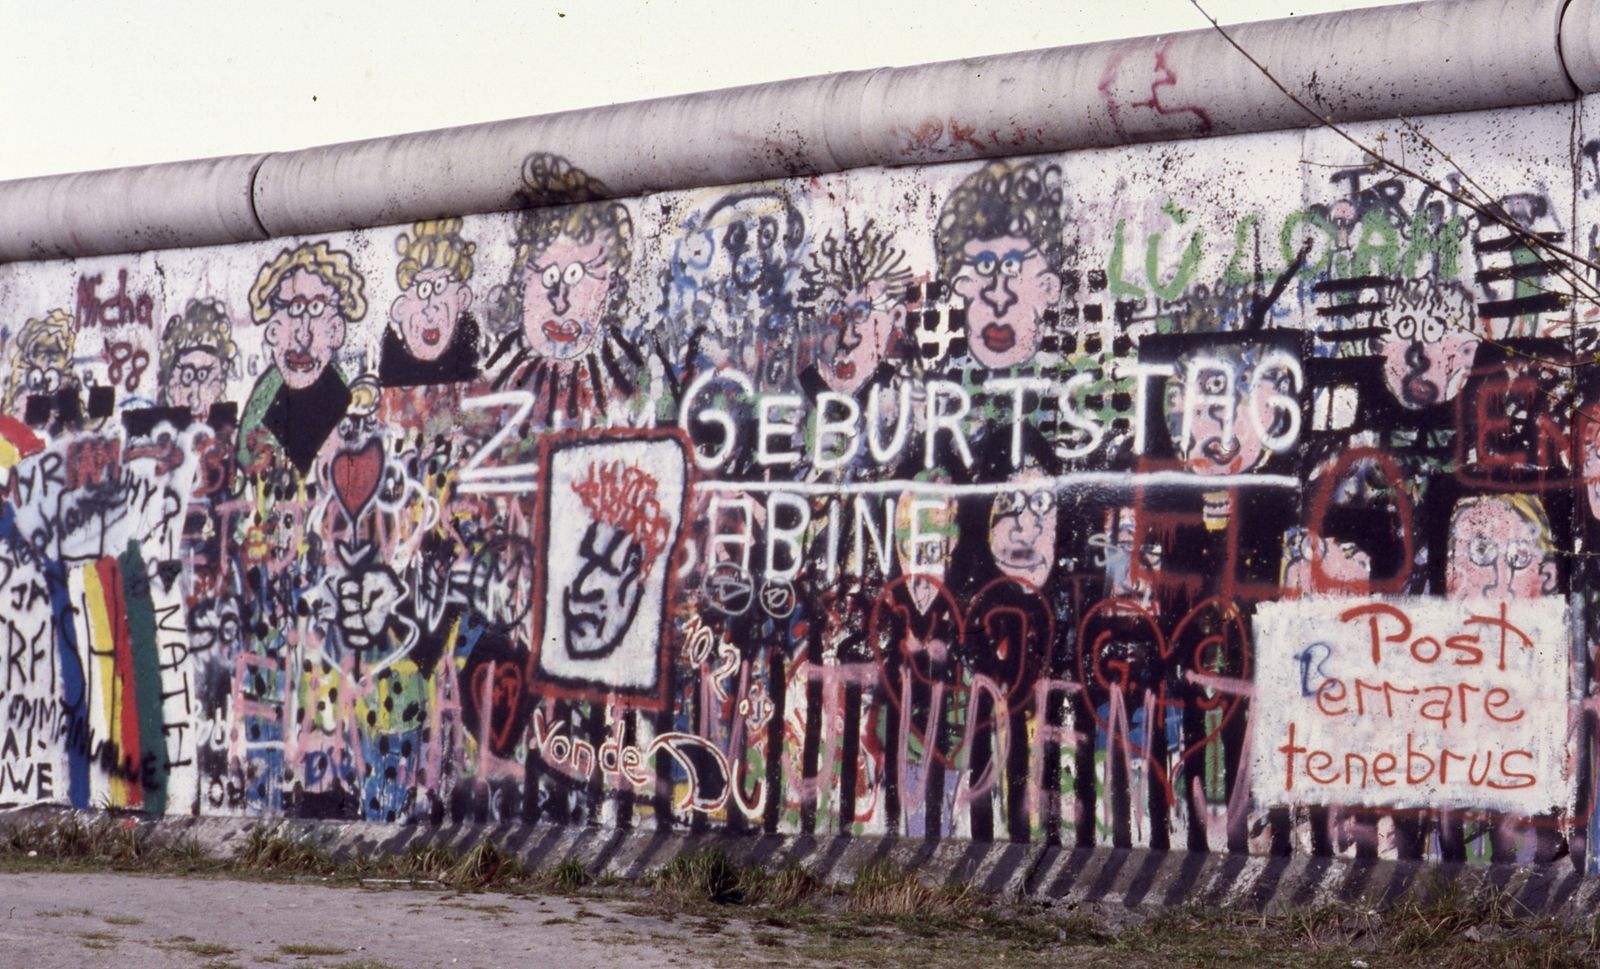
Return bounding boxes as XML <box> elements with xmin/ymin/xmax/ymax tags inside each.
<box><xmin>390</xmin><ymin>268</ymin><xmax>470</xmax><ymax>361</ymax></box>
<box><xmin>671</xmin><ymin>202</ymin><xmax>794</xmax><ymax>345</ymax></box>
<box><xmin>561</xmin><ymin>519</ymin><xmax>646</xmax><ymax>660</ymax></box>
<box><xmin>263</xmin><ymin>269</ymin><xmax>346</xmax><ymax>391</ymax></box>
<box><xmin>819</xmin><ymin>281</ymin><xmax>903</xmax><ymax>394</ymax></box>
<box><xmin>1582</xmin><ymin>414</ymin><xmax>1600</xmax><ymax>520</ymax></box>
<box><xmin>1283</xmin><ymin>529</ymin><xmax>1371</xmax><ymax>595</ymax></box>
<box><xmin>165</xmin><ymin>348</ymin><xmax>226</xmax><ymax>418</ymax></box>
<box><xmin>522</xmin><ymin>234</ymin><xmax>610</xmax><ymax>363</ymax></box>
<box><xmin>1167</xmin><ymin>349</ymin><xmax>1300</xmax><ymax>476</ymax></box>
<box><xmin>1446</xmin><ymin>499</ymin><xmax>1555</xmax><ymax>599</ymax></box>
<box><xmin>895</xmin><ymin>494</ymin><xmax>958</xmax><ymax>613</ymax></box>
<box><xmin>1378</xmin><ymin>308</ymin><xmax>1479</xmax><ymax>410</ymax></box>
<box><xmin>1102</xmin><ymin>507</ymin><xmax>1162</xmax><ymax>605</ymax></box>
<box><xmin>950</xmin><ymin>234</ymin><xmax>1061</xmax><ymax>369</ymax></box>
<box><xmin>989</xmin><ymin>475</ymin><xmax>1057</xmax><ymax>589</ymax></box>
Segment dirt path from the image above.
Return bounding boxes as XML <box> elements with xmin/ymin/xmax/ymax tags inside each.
<box><xmin>0</xmin><ymin>872</ymin><xmax>721</xmax><ymax>969</ymax></box>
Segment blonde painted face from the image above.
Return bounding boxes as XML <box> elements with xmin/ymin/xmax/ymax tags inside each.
<box><xmin>263</xmin><ymin>270</ymin><xmax>346</xmax><ymax>391</ymax></box>
<box><xmin>521</xmin><ymin>234</ymin><xmax>610</xmax><ymax>363</ymax></box>
<box><xmin>390</xmin><ymin>268</ymin><xmax>471</xmax><ymax>361</ymax></box>
<box><xmin>1446</xmin><ymin>499</ymin><xmax>1555</xmax><ymax>599</ymax></box>
<box><xmin>165</xmin><ymin>348</ymin><xmax>225</xmax><ymax>418</ymax></box>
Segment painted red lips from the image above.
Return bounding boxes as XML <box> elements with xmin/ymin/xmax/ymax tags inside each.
<box><xmin>981</xmin><ymin>323</ymin><xmax>1017</xmax><ymax>353</ymax></box>
<box><xmin>542</xmin><ymin>320</ymin><xmax>583</xmax><ymax>343</ymax></box>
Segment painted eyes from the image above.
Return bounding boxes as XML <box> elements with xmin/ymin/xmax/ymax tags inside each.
<box><xmin>1466</xmin><ymin>535</ymin><xmax>1536</xmax><ymax>570</ymax></box>
<box><xmin>540</xmin><ymin>262</ymin><xmax>592</xmax><ymax>289</ymax></box>
<box><xmin>415</xmin><ymin>279</ymin><xmax>439</xmax><ymax>299</ymax></box>
<box><xmin>1391</xmin><ymin>313</ymin><xmax>1449</xmax><ymax>343</ymax></box>
<box><xmin>966</xmin><ymin>249</ymin><xmax>1033</xmax><ymax>277</ymax></box>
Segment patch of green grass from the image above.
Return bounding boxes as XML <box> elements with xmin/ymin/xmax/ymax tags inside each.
<box><xmin>75</xmin><ymin>930</ymin><xmax>119</xmax><ymax>941</ymax></box>
<box><xmin>277</xmin><ymin>942</ymin><xmax>350</xmax><ymax>956</ymax></box>
<box><xmin>103</xmin><ymin>914</ymin><xmax>142</xmax><ymax>925</ymax></box>
<box><xmin>234</xmin><ymin>823</ymin><xmax>334</xmax><ymax>876</ymax></box>
<box><xmin>650</xmin><ymin>846</ymin><xmax>744</xmax><ymax>904</ymax></box>
<box><xmin>326</xmin><ymin>961</ymin><xmax>403</xmax><ymax>969</ymax></box>
<box><xmin>177</xmin><ymin>941</ymin><xmax>236</xmax><ymax>956</ymax></box>
<box><xmin>541</xmin><ymin>856</ymin><xmax>592</xmax><ymax>892</ymax></box>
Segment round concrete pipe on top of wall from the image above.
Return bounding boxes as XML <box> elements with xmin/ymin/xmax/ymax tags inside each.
<box><xmin>0</xmin><ymin>0</ymin><xmax>1588</xmax><ymax>263</ymax></box>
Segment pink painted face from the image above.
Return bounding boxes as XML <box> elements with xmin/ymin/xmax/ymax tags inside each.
<box><xmin>896</xmin><ymin>494</ymin><xmax>958</xmax><ymax>614</ymax></box>
<box><xmin>1283</xmin><ymin>531</ymin><xmax>1371</xmax><ymax>596</ymax></box>
<box><xmin>1582</xmin><ymin>415</ymin><xmax>1600</xmax><ymax>520</ymax></box>
<box><xmin>164</xmin><ymin>348</ymin><xmax>225</xmax><ymax>419</ymax></box>
<box><xmin>264</xmin><ymin>270</ymin><xmax>346</xmax><ymax>391</ymax></box>
<box><xmin>1167</xmin><ymin>351</ymin><xmax>1300</xmax><ymax>476</ymax></box>
<box><xmin>1378</xmin><ymin>310</ymin><xmax>1479</xmax><ymax>410</ymax></box>
<box><xmin>390</xmin><ymin>268</ymin><xmax>471</xmax><ymax>361</ymax></box>
<box><xmin>951</xmin><ymin>235</ymin><xmax>1061</xmax><ymax>369</ymax></box>
<box><xmin>989</xmin><ymin>474</ymin><xmax>1057</xmax><ymax>589</ymax></box>
<box><xmin>1446</xmin><ymin>499</ymin><xmax>1556</xmax><ymax>599</ymax></box>
<box><xmin>521</xmin><ymin>234</ymin><xmax>610</xmax><ymax>363</ymax></box>
<box><xmin>819</xmin><ymin>281</ymin><xmax>904</xmax><ymax>394</ymax></box>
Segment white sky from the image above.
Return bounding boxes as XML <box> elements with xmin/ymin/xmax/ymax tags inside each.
<box><xmin>1</xmin><ymin>0</ymin><xmax>1388</xmax><ymax>182</ymax></box>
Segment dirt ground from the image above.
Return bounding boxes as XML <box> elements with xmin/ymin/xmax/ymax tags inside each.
<box><xmin>0</xmin><ymin>872</ymin><xmax>711</xmax><ymax>969</ymax></box>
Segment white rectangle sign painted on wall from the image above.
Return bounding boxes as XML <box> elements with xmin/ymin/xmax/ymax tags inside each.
<box><xmin>1250</xmin><ymin>596</ymin><xmax>1574</xmax><ymax>814</ymax></box>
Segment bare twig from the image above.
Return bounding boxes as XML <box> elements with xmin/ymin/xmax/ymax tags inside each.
<box><xmin>1188</xmin><ymin>0</ymin><xmax>1600</xmax><ymax>300</ymax></box>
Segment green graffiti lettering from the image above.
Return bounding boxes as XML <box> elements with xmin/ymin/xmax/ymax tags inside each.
<box><xmin>1108</xmin><ymin>219</ymin><xmax>1147</xmax><ymax>300</ymax></box>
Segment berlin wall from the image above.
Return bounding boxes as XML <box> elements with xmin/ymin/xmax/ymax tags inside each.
<box><xmin>1</xmin><ymin>74</ymin><xmax>1599</xmax><ymax>869</ymax></box>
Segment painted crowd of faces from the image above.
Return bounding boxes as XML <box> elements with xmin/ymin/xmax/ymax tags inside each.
<box><xmin>0</xmin><ymin>114</ymin><xmax>1595</xmax><ymax>857</ymax></box>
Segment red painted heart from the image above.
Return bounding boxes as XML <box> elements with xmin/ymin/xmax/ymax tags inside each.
<box><xmin>331</xmin><ymin>440</ymin><xmax>384</xmax><ymax>517</ymax></box>
<box><xmin>1077</xmin><ymin>595</ymin><xmax>1251</xmax><ymax>809</ymax></box>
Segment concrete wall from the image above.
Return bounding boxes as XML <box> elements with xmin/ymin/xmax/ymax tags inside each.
<box><xmin>0</xmin><ymin>92</ymin><xmax>1597</xmax><ymax>870</ymax></box>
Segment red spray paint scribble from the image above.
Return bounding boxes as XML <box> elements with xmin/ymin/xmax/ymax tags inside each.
<box><xmin>1098</xmin><ymin>39</ymin><xmax>1213</xmax><ymax>139</ymax></box>
<box><xmin>570</xmin><ymin>460</ymin><xmax>672</xmax><ymax>574</ymax></box>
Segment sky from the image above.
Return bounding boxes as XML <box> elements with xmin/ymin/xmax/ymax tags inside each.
<box><xmin>0</xmin><ymin>0</ymin><xmax>1391</xmax><ymax>182</ymax></box>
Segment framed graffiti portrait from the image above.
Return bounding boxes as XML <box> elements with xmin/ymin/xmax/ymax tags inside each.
<box><xmin>528</xmin><ymin>430</ymin><xmax>690</xmax><ymax>709</ymax></box>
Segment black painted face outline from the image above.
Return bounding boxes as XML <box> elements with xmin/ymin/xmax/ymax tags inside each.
<box><xmin>561</xmin><ymin>519</ymin><xmax>646</xmax><ymax>661</ymax></box>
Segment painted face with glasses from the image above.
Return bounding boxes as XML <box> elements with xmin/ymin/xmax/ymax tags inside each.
<box><xmin>390</xmin><ymin>268</ymin><xmax>471</xmax><ymax>362</ymax></box>
<box><xmin>950</xmin><ymin>235</ymin><xmax>1062</xmax><ymax>369</ymax></box>
<box><xmin>1445</xmin><ymin>496</ymin><xmax>1557</xmax><ymax>599</ymax></box>
<box><xmin>263</xmin><ymin>269</ymin><xmax>346</xmax><ymax>390</ymax></box>
<box><xmin>521</xmin><ymin>234</ymin><xmax>610</xmax><ymax>362</ymax></box>
<box><xmin>819</xmin><ymin>280</ymin><xmax>905</xmax><ymax>395</ymax></box>
<box><xmin>989</xmin><ymin>472</ymin><xmax>1058</xmax><ymax>588</ymax></box>
<box><xmin>164</xmin><ymin>348</ymin><xmax>226</xmax><ymax>419</ymax></box>
<box><xmin>1377</xmin><ymin>303</ymin><xmax>1479</xmax><ymax>410</ymax></box>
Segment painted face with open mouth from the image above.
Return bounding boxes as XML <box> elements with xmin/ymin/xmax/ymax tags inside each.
<box><xmin>951</xmin><ymin>234</ymin><xmax>1062</xmax><ymax>369</ymax></box>
<box><xmin>1379</xmin><ymin>321</ymin><xmax>1479</xmax><ymax>411</ymax></box>
<box><xmin>819</xmin><ymin>281</ymin><xmax>904</xmax><ymax>395</ymax></box>
<box><xmin>265</xmin><ymin>269</ymin><xmax>346</xmax><ymax>391</ymax></box>
<box><xmin>522</xmin><ymin>234</ymin><xmax>611</xmax><ymax>363</ymax></box>
<box><xmin>391</xmin><ymin>268</ymin><xmax>471</xmax><ymax>362</ymax></box>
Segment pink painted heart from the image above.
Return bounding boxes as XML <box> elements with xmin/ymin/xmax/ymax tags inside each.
<box><xmin>331</xmin><ymin>440</ymin><xmax>384</xmax><ymax>518</ymax></box>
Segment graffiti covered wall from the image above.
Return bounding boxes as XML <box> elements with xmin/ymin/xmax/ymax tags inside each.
<box><xmin>2</xmin><ymin>96</ymin><xmax>1600</xmax><ymax>867</ymax></box>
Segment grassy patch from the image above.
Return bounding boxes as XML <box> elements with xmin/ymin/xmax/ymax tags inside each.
<box><xmin>650</xmin><ymin>847</ymin><xmax>746</xmax><ymax>904</ymax></box>
<box><xmin>103</xmin><ymin>914</ymin><xmax>142</xmax><ymax>925</ymax></box>
<box><xmin>177</xmin><ymin>941</ymin><xmax>236</xmax><ymax>956</ymax></box>
<box><xmin>277</xmin><ymin>942</ymin><xmax>350</xmax><ymax>956</ymax></box>
<box><xmin>75</xmin><ymin>930</ymin><xmax>119</xmax><ymax>941</ymax></box>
